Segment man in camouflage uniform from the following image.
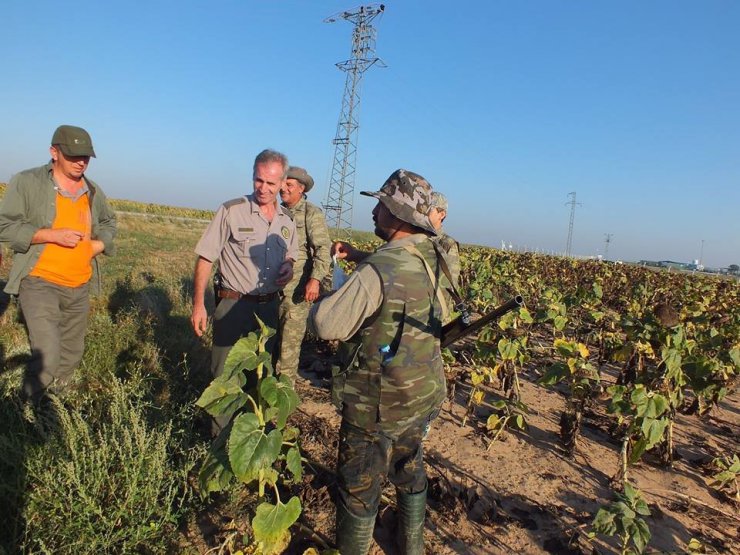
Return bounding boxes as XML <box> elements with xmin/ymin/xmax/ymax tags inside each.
<box><xmin>309</xmin><ymin>169</ymin><xmax>446</xmax><ymax>555</ymax></box>
<box><xmin>429</xmin><ymin>191</ymin><xmax>461</xmax><ymax>288</ymax></box>
<box><xmin>277</xmin><ymin>166</ymin><xmax>331</xmax><ymax>383</ymax></box>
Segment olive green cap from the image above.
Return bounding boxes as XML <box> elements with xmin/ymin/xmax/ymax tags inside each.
<box><xmin>286</xmin><ymin>166</ymin><xmax>314</xmax><ymax>192</ymax></box>
<box><xmin>51</xmin><ymin>125</ymin><xmax>96</xmax><ymax>157</ymax></box>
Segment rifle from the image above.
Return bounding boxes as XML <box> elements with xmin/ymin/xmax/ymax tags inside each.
<box><xmin>441</xmin><ymin>295</ymin><xmax>524</xmax><ymax>348</ymax></box>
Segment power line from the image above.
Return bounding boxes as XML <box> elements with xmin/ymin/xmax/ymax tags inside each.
<box><xmin>323</xmin><ymin>4</ymin><xmax>386</xmax><ymax>231</ymax></box>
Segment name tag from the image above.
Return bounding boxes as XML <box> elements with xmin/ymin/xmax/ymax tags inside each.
<box><xmin>238</xmin><ymin>227</ymin><xmax>254</xmax><ymax>232</ymax></box>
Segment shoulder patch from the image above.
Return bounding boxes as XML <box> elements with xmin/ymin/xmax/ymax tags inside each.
<box><xmin>223</xmin><ymin>197</ymin><xmax>247</xmax><ymax>209</ymax></box>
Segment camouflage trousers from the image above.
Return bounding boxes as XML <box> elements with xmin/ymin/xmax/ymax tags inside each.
<box><xmin>336</xmin><ymin>418</ymin><xmax>428</xmax><ymax>518</ymax></box>
<box><xmin>277</xmin><ymin>287</ymin><xmax>310</xmax><ymax>383</ymax></box>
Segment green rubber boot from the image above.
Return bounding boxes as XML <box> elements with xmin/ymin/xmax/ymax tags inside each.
<box><xmin>397</xmin><ymin>486</ymin><xmax>427</xmax><ymax>555</ymax></box>
<box><xmin>335</xmin><ymin>499</ymin><xmax>376</xmax><ymax>555</ymax></box>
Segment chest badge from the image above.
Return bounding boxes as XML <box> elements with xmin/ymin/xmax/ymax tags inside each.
<box><xmin>281</xmin><ymin>226</ymin><xmax>291</xmax><ymax>240</ymax></box>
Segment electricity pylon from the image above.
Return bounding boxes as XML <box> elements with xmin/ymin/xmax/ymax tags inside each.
<box><xmin>565</xmin><ymin>192</ymin><xmax>581</xmax><ymax>257</ymax></box>
<box><xmin>604</xmin><ymin>233</ymin><xmax>613</xmax><ymax>260</ymax></box>
<box><xmin>323</xmin><ymin>4</ymin><xmax>386</xmax><ymax>230</ymax></box>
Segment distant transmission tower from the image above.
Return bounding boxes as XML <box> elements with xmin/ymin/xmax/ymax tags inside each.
<box><xmin>604</xmin><ymin>233</ymin><xmax>613</xmax><ymax>260</ymax></box>
<box><xmin>565</xmin><ymin>192</ymin><xmax>581</xmax><ymax>257</ymax></box>
<box><xmin>323</xmin><ymin>4</ymin><xmax>386</xmax><ymax>230</ymax></box>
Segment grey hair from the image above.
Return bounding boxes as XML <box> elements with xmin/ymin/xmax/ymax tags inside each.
<box><xmin>253</xmin><ymin>149</ymin><xmax>289</xmax><ymax>178</ymax></box>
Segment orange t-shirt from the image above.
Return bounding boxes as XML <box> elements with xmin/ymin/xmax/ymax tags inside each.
<box><xmin>30</xmin><ymin>193</ymin><xmax>93</xmax><ymax>287</ymax></box>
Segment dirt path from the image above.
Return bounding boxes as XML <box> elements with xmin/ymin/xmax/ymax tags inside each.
<box><xmin>291</xmin><ymin>361</ymin><xmax>739</xmax><ymax>554</ymax></box>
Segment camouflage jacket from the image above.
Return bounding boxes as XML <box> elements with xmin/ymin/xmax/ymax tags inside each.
<box><xmin>283</xmin><ymin>197</ymin><xmax>331</xmax><ymax>297</ymax></box>
<box><xmin>432</xmin><ymin>230</ymin><xmax>460</xmax><ymax>288</ymax></box>
<box><xmin>334</xmin><ymin>236</ymin><xmax>446</xmax><ymax>435</ymax></box>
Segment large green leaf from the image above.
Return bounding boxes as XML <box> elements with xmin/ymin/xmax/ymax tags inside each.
<box><xmin>592</xmin><ymin>282</ymin><xmax>603</xmax><ymax>299</ymax></box>
<box><xmin>498</xmin><ymin>338</ymin><xmax>518</xmax><ymax>360</ymax></box>
<box><xmin>260</xmin><ymin>375</ymin><xmax>300</xmax><ymax>428</ymax></box>
<box><xmin>223</xmin><ymin>335</ymin><xmax>260</xmax><ymax>379</ymax></box>
<box><xmin>195</xmin><ymin>374</ymin><xmax>248</xmax><ymax>417</ymax></box>
<box><xmin>228</xmin><ymin>413</ymin><xmax>282</xmax><ymax>484</ymax></box>
<box><xmin>553</xmin><ymin>338</ymin><xmax>576</xmax><ymax>358</ymax></box>
<box><xmin>632</xmin><ymin>518</ymin><xmax>651</xmax><ymax>553</ymax></box>
<box><xmin>286</xmin><ymin>446</ymin><xmax>303</xmax><ymax>482</ymax></box>
<box><xmin>661</xmin><ymin>347</ymin><xmax>683</xmax><ymax>381</ymax></box>
<box><xmin>643</xmin><ymin>394</ymin><xmax>668</xmax><ymax>419</ymax></box>
<box><xmin>641</xmin><ymin>417</ymin><xmax>669</xmax><ymax>449</ymax></box>
<box><xmin>198</xmin><ymin>440</ymin><xmax>234</xmax><ymax>494</ymax></box>
<box><xmin>729</xmin><ymin>347</ymin><xmax>740</xmax><ymax>369</ymax></box>
<box><xmin>518</xmin><ymin>306</ymin><xmax>534</xmax><ymax>324</ymax></box>
<box><xmin>252</xmin><ymin>496</ymin><xmax>302</xmax><ymax>555</ymax></box>
<box><xmin>591</xmin><ymin>507</ymin><xmax>618</xmax><ymax>536</ymax></box>
<box><xmin>629</xmin><ymin>438</ymin><xmax>648</xmax><ymax>465</ymax></box>
<box><xmin>538</xmin><ymin>362</ymin><xmax>570</xmax><ymax>386</ymax></box>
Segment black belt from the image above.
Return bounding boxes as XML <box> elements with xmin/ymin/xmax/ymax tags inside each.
<box><xmin>218</xmin><ymin>288</ymin><xmax>280</xmax><ymax>303</ymax></box>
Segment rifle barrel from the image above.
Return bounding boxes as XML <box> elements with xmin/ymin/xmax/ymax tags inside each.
<box><xmin>441</xmin><ymin>295</ymin><xmax>524</xmax><ymax>348</ymax></box>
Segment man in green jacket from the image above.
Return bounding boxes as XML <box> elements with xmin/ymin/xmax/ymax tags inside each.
<box><xmin>309</xmin><ymin>169</ymin><xmax>445</xmax><ymax>555</ymax></box>
<box><xmin>277</xmin><ymin>166</ymin><xmax>331</xmax><ymax>384</ymax></box>
<box><xmin>0</xmin><ymin>125</ymin><xmax>117</xmax><ymax>399</ymax></box>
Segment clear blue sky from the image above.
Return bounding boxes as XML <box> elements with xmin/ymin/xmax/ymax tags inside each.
<box><xmin>2</xmin><ymin>1</ymin><xmax>738</xmax><ymax>268</ymax></box>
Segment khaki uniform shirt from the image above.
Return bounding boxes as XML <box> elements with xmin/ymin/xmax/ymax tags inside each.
<box><xmin>195</xmin><ymin>194</ymin><xmax>297</xmax><ymax>295</ymax></box>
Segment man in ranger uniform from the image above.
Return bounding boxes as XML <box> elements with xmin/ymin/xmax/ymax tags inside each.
<box><xmin>309</xmin><ymin>169</ymin><xmax>445</xmax><ymax>555</ymax></box>
<box><xmin>190</xmin><ymin>149</ymin><xmax>298</xmax><ymax>433</ymax></box>
<box><xmin>0</xmin><ymin>125</ymin><xmax>117</xmax><ymax>399</ymax></box>
<box><xmin>277</xmin><ymin>166</ymin><xmax>331</xmax><ymax>384</ymax></box>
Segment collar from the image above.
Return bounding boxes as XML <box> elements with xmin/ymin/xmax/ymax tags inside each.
<box><xmin>47</xmin><ymin>162</ymin><xmax>90</xmax><ymax>201</ymax></box>
<box><xmin>247</xmin><ymin>193</ymin><xmax>288</xmax><ymax>217</ymax></box>
<box><xmin>282</xmin><ymin>197</ymin><xmax>306</xmax><ymax>212</ymax></box>
<box><xmin>377</xmin><ymin>233</ymin><xmax>431</xmax><ymax>252</ymax></box>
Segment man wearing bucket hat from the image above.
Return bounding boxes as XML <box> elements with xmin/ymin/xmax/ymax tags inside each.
<box><xmin>0</xmin><ymin>125</ymin><xmax>117</xmax><ymax>399</ymax></box>
<box><xmin>308</xmin><ymin>169</ymin><xmax>446</xmax><ymax>555</ymax></box>
<box><xmin>276</xmin><ymin>166</ymin><xmax>331</xmax><ymax>384</ymax></box>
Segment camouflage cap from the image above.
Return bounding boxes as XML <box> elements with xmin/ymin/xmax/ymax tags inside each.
<box><xmin>51</xmin><ymin>125</ymin><xmax>96</xmax><ymax>157</ymax></box>
<box><xmin>286</xmin><ymin>166</ymin><xmax>314</xmax><ymax>192</ymax></box>
<box><xmin>430</xmin><ymin>191</ymin><xmax>448</xmax><ymax>212</ymax></box>
<box><xmin>361</xmin><ymin>169</ymin><xmax>437</xmax><ymax>235</ymax></box>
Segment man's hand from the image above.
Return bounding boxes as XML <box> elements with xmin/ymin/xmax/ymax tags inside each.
<box><xmin>33</xmin><ymin>228</ymin><xmax>84</xmax><ymax>248</ymax></box>
<box><xmin>332</xmin><ymin>241</ymin><xmax>370</xmax><ymax>264</ymax></box>
<box><xmin>275</xmin><ymin>260</ymin><xmax>294</xmax><ymax>286</ymax></box>
<box><xmin>304</xmin><ymin>278</ymin><xmax>321</xmax><ymax>302</ymax></box>
<box><xmin>191</xmin><ymin>304</ymin><xmax>209</xmax><ymax>337</ymax></box>
<box><xmin>91</xmin><ymin>239</ymin><xmax>105</xmax><ymax>257</ymax></box>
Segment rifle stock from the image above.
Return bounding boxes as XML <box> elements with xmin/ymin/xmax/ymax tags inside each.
<box><xmin>441</xmin><ymin>295</ymin><xmax>524</xmax><ymax>348</ymax></box>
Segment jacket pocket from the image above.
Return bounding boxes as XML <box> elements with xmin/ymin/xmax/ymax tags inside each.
<box><xmin>331</xmin><ymin>341</ymin><xmax>361</xmax><ymax>410</ymax></box>
<box><xmin>230</xmin><ymin>225</ymin><xmax>257</xmax><ymax>258</ymax></box>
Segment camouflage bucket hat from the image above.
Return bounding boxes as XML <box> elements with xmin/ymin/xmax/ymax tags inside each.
<box><xmin>51</xmin><ymin>125</ymin><xmax>96</xmax><ymax>157</ymax></box>
<box><xmin>430</xmin><ymin>191</ymin><xmax>448</xmax><ymax>211</ymax></box>
<box><xmin>361</xmin><ymin>169</ymin><xmax>437</xmax><ymax>235</ymax></box>
<box><xmin>286</xmin><ymin>166</ymin><xmax>314</xmax><ymax>192</ymax></box>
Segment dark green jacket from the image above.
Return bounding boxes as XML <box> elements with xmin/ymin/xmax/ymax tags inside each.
<box><xmin>337</xmin><ymin>237</ymin><xmax>446</xmax><ymax>435</ymax></box>
<box><xmin>0</xmin><ymin>163</ymin><xmax>117</xmax><ymax>295</ymax></box>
